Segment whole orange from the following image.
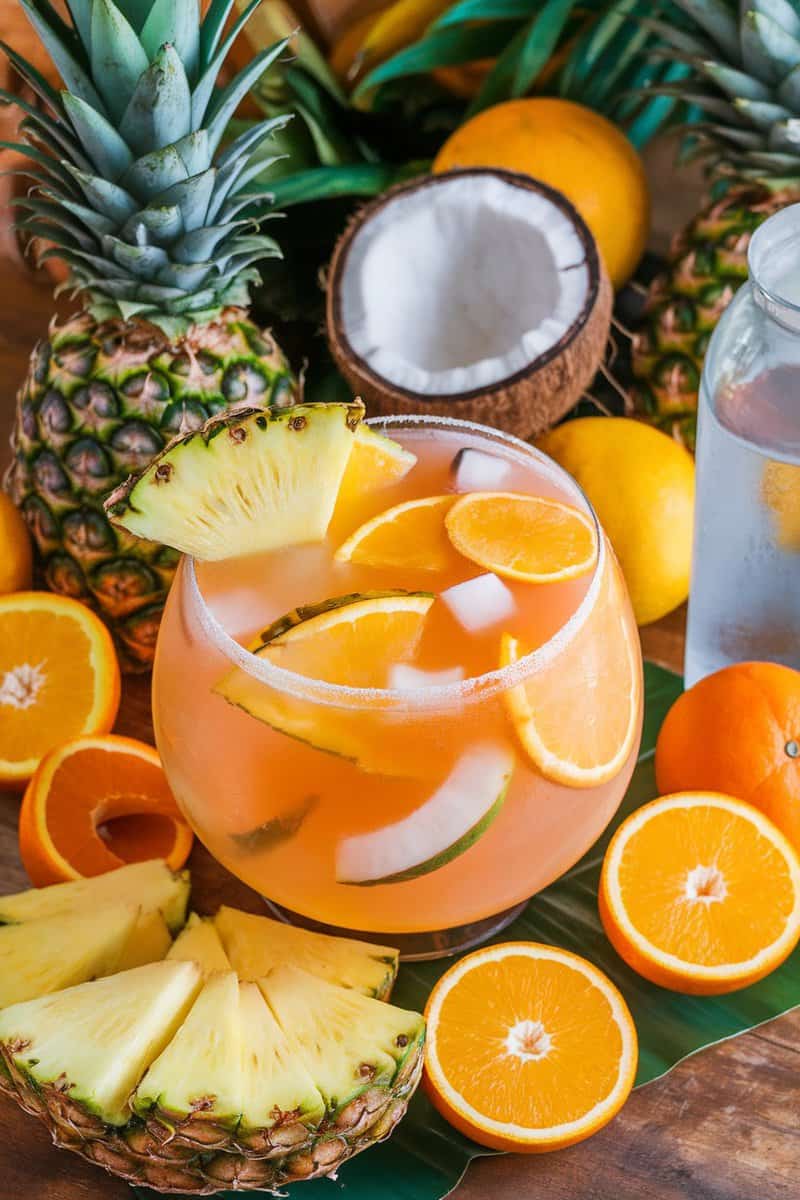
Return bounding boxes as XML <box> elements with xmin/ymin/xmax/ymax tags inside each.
<box><xmin>432</xmin><ymin>98</ymin><xmax>650</xmax><ymax>288</ymax></box>
<box><xmin>655</xmin><ymin>662</ymin><xmax>800</xmax><ymax>852</ymax></box>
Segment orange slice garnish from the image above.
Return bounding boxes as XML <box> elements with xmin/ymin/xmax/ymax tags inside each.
<box><xmin>0</xmin><ymin>592</ymin><xmax>120</xmax><ymax>785</ymax></box>
<box><xmin>500</xmin><ymin>550</ymin><xmax>641</xmax><ymax>787</ymax></box>
<box><xmin>330</xmin><ymin>424</ymin><xmax>417</xmax><ymax>537</ymax></box>
<box><xmin>600</xmin><ymin>791</ymin><xmax>800</xmax><ymax>994</ymax></box>
<box><xmin>423</xmin><ymin>941</ymin><xmax>637</xmax><ymax>1152</ymax></box>
<box><xmin>445</xmin><ymin>492</ymin><xmax>598</xmax><ymax>583</ymax></box>
<box><xmin>19</xmin><ymin>734</ymin><xmax>193</xmax><ymax>887</ymax></box>
<box><xmin>334</xmin><ymin>495</ymin><xmax>461</xmax><ymax>571</ymax></box>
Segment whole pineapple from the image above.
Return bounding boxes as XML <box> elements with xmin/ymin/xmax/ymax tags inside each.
<box><xmin>2</xmin><ymin>0</ymin><xmax>298</xmax><ymax>669</ymax></box>
<box><xmin>631</xmin><ymin>0</ymin><xmax>800</xmax><ymax>450</ymax></box>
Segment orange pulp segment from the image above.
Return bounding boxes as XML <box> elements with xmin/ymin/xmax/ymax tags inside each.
<box><xmin>19</xmin><ymin>734</ymin><xmax>193</xmax><ymax>886</ymax></box>
<box><xmin>445</xmin><ymin>492</ymin><xmax>598</xmax><ymax>583</ymax></box>
<box><xmin>500</xmin><ymin>550</ymin><xmax>640</xmax><ymax>786</ymax></box>
<box><xmin>423</xmin><ymin>941</ymin><xmax>637</xmax><ymax>1152</ymax></box>
<box><xmin>0</xmin><ymin>592</ymin><xmax>120</xmax><ymax>784</ymax></box>
<box><xmin>334</xmin><ymin>495</ymin><xmax>461</xmax><ymax>571</ymax></box>
<box><xmin>600</xmin><ymin>791</ymin><xmax>800</xmax><ymax>994</ymax></box>
<box><xmin>332</xmin><ymin>424</ymin><xmax>417</xmax><ymax>535</ymax></box>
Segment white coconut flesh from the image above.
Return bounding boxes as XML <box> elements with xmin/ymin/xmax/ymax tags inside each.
<box><xmin>337</xmin><ymin>173</ymin><xmax>592</xmax><ymax>396</ymax></box>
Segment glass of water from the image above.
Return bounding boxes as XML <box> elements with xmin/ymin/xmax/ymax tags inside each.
<box><xmin>686</xmin><ymin>203</ymin><xmax>800</xmax><ymax>686</ymax></box>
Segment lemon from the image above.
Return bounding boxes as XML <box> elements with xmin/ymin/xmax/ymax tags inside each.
<box><xmin>537</xmin><ymin>418</ymin><xmax>695</xmax><ymax>626</ymax></box>
<box><xmin>0</xmin><ymin>492</ymin><xmax>33</xmax><ymax>595</ymax></box>
<box><xmin>433</xmin><ymin>98</ymin><xmax>650</xmax><ymax>289</ymax></box>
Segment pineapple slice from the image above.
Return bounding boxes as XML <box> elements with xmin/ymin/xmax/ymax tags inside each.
<box><xmin>0</xmin><ymin>860</ymin><xmax>189</xmax><ymax>933</ymax></box>
<box><xmin>134</xmin><ymin>972</ymin><xmax>242</xmax><ymax>1143</ymax></box>
<box><xmin>215</xmin><ymin>906</ymin><xmax>399</xmax><ymax>999</ymax></box>
<box><xmin>107</xmin><ymin>403</ymin><xmax>364</xmax><ymax>561</ymax></box>
<box><xmin>259</xmin><ymin>965</ymin><xmax>425</xmax><ymax>1117</ymax></box>
<box><xmin>238</xmin><ymin>980</ymin><xmax>325</xmax><ymax>1149</ymax></box>
<box><xmin>115</xmin><ymin>910</ymin><xmax>173</xmax><ymax>972</ymax></box>
<box><xmin>167</xmin><ymin>913</ymin><xmax>232</xmax><ymax>974</ymax></box>
<box><xmin>0</xmin><ymin>904</ymin><xmax>139</xmax><ymax>1008</ymax></box>
<box><xmin>0</xmin><ymin>961</ymin><xmax>201</xmax><ymax>1126</ymax></box>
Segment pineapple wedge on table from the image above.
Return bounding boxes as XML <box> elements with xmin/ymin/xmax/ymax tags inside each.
<box><xmin>2</xmin><ymin>0</ymin><xmax>298</xmax><ymax>669</ymax></box>
<box><xmin>632</xmin><ymin>0</ymin><xmax>800</xmax><ymax>449</ymax></box>
<box><xmin>0</xmin><ymin>862</ymin><xmax>425</xmax><ymax>1192</ymax></box>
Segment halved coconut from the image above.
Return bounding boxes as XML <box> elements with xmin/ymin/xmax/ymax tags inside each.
<box><xmin>326</xmin><ymin>169</ymin><xmax>612</xmax><ymax>438</ymax></box>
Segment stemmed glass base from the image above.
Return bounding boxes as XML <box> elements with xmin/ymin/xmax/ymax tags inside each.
<box><xmin>261</xmin><ymin>898</ymin><xmax>529</xmax><ymax>962</ymax></box>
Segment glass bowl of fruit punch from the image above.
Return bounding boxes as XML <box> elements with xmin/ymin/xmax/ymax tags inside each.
<box><xmin>108</xmin><ymin>402</ymin><xmax>643</xmax><ymax>959</ymax></box>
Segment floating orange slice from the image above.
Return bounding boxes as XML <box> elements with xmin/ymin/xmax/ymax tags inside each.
<box><xmin>19</xmin><ymin>735</ymin><xmax>193</xmax><ymax>887</ymax></box>
<box><xmin>500</xmin><ymin>551</ymin><xmax>641</xmax><ymax>787</ymax></box>
<box><xmin>600</xmin><ymin>791</ymin><xmax>800</xmax><ymax>995</ymax></box>
<box><xmin>0</xmin><ymin>592</ymin><xmax>120</xmax><ymax>785</ymax></box>
<box><xmin>423</xmin><ymin>941</ymin><xmax>637</xmax><ymax>1152</ymax></box>
<box><xmin>334</xmin><ymin>495</ymin><xmax>461</xmax><ymax>571</ymax></box>
<box><xmin>445</xmin><ymin>492</ymin><xmax>598</xmax><ymax>583</ymax></box>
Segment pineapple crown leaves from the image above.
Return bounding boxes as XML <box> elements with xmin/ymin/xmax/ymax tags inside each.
<box><xmin>641</xmin><ymin>0</ymin><xmax>800</xmax><ymax>179</ymax></box>
<box><xmin>1</xmin><ymin>0</ymin><xmax>293</xmax><ymax>337</ymax></box>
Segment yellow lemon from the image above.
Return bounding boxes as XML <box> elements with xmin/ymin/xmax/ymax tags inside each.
<box><xmin>433</xmin><ymin>98</ymin><xmax>650</xmax><ymax>289</ymax></box>
<box><xmin>537</xmin><ymin>418</ymin><xmax>694</xmax><ymax>626</ymax></box>
<box><xmin>0</xmin><ymin>492</ymin><xmax>33</xmax><ymax>594</ymax></box>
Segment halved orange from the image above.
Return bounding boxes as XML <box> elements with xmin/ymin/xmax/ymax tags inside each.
<box><xmin>500</xmin><ymin>551</ymin><xmax>641</xmax><ymax>787</ymax></box>
<box><xmin>0</xmin><ymin>592</ymin><xmax>120</xmax><ymax>785</ymax></box>
<box><xmin>445</xmin><ymin>492</ymin><xmax>598</xmax><ymax>583</ymax></box>
<box><xmin>424</xmin><ymin>941</ymin><xmax>637</xmax><ymax>1152</ymax></box>
<box><xmin>600</xmin><ymin>791</ymin><xmax>800</xmax><ymax>995</ymax></box>
<box><xmin>334</xmin><ymin>495</ymin><xmax>461</xmax><ymax>571</ymax></box>
<box><xmin>19</xmin><ymin>734</ymin><xmax>193</xmax><ymax>887</ymax></box>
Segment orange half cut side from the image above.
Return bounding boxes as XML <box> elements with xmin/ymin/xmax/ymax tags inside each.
<box><xmin>0</xmin><ymin>592</ymin><xmax>120</xmax><ymax>784</ymax></box>
<box><xmin>423</xmin><ymin>941</ymin><xmax>637</xmax><ymax>1152</ymax></box>
<box><xmin>600</xmin><ymin>791</ymin><xmax>800</xmax><ymax>994</ymax></box>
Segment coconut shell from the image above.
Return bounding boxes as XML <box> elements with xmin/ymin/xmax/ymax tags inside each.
<box><xmin>326</xmin><ymin>169</ymin><xmax>613</xmax><ymax>440</ymax></box>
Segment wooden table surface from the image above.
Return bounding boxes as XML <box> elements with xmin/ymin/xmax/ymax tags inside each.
<box><xmin>2</xmin><ymin>161</ymin><xmax>799</xmax><ymax>1200</ymax></box>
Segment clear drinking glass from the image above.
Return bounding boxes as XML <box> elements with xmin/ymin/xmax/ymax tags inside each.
<box><xmin>152</xmin><ymin>416</ymin><xmax>643</xmax><ymax>959</ymax></box>
<box><xmin>686</xmin><ymin>204</ymin><xmax>800</xmax><ymax>686</ymax></box>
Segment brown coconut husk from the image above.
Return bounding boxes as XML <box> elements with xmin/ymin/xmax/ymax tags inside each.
<box><xmin>326</xmin><ymin>169</ymin><xmax>612</xmax><ymax>440</ymax></box>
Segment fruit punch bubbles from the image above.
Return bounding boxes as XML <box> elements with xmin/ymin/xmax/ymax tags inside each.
<box><xmin>136</xmin><ymin>410</ymin><xmax>643</xmax><ymax>958</ymax></box>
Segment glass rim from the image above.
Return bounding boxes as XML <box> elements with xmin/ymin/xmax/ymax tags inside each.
<box><xmin>184</xmin><ymin>413</ymin><xmax>606</xmax><ymax>713</ymax></box>
<box><xmin>748</xmin><ymin>204</ymin><xmax>800</xmax><ymax>327</ymax></box>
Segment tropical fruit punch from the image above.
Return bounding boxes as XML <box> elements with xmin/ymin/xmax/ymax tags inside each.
<box><xmin>109</xmin><ymin>404</ymin><xmax>643</xmax><ymax>955</ymax></box>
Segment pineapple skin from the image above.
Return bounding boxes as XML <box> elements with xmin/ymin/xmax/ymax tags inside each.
<box><xmin>0</xmin><ymin>1004</ymin><xmax>423</xmax><ymax>1195</ymax></box>
<box><xmin>631</xmin><ymin>184</ymin><xmax>800</xmax><ymax>452</ymax></box>
<box><xmin>5</xmin><ymin>307</ymin><xmax>296</xmax><ymax>670</ymax></box>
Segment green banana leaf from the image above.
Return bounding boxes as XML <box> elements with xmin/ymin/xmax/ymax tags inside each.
<box><xmin>132</xmin><ymin>660</ymin><xmax>800</xmax><ymax>1200</ymax></box>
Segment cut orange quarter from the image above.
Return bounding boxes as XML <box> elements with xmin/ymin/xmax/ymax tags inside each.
<box><xmin>424</xmin><ymin>941</ymin><xmax>637</xmax><ymax>1152</ymax></box>
<box><xmin>600</xmin><ymin>791</ymin><xmax>800</xmax><ymax>994</ymax></box>
<box><xmin>0</xmin><ymin>592</ymin><xmax>120</xmax><ymax>785</ymax></box>
<box><xmin>19</xmin><ymin>734</ymin><xmax>193</xmax><ymax>887</ymax></box>
<box><xmin>331</xmin><ymin>424</ymin><xmax>417</xmax><ymax>529</ymax></box>
<box><xmin>500</xmin><ymin>550</ymin><xmax>641</xmax><ymax>787</ymax></box>
<box><xmin>334</xmin><ymin>495</ymin><xmax>461</xmax><ymax>571</ymax></box>
<box><xmin>445</xmin><ymin>492</ymin><xmax>598</xmax><ymax>583</ymax></box>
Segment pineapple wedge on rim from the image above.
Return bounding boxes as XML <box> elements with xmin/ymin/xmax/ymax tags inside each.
<box><xmin>106</xmin><ymin>402</ymin><xmax>364</xmax><ymax>560</ymax></box>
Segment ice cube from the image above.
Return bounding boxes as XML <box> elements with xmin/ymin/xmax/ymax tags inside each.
<box><xmin>389</xmin><ymin>663</ymin><xmax>466</xmax><ymax>690</ymax></box>
<box><xmin>452</xmin><ymin>447</ymin><xmax>512</xmax><ymax>492</ymax></box>
<box><xmin>440</xmin><ymin>573</ymin><xmax>516</xmax><ymax>633</ymax></box>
